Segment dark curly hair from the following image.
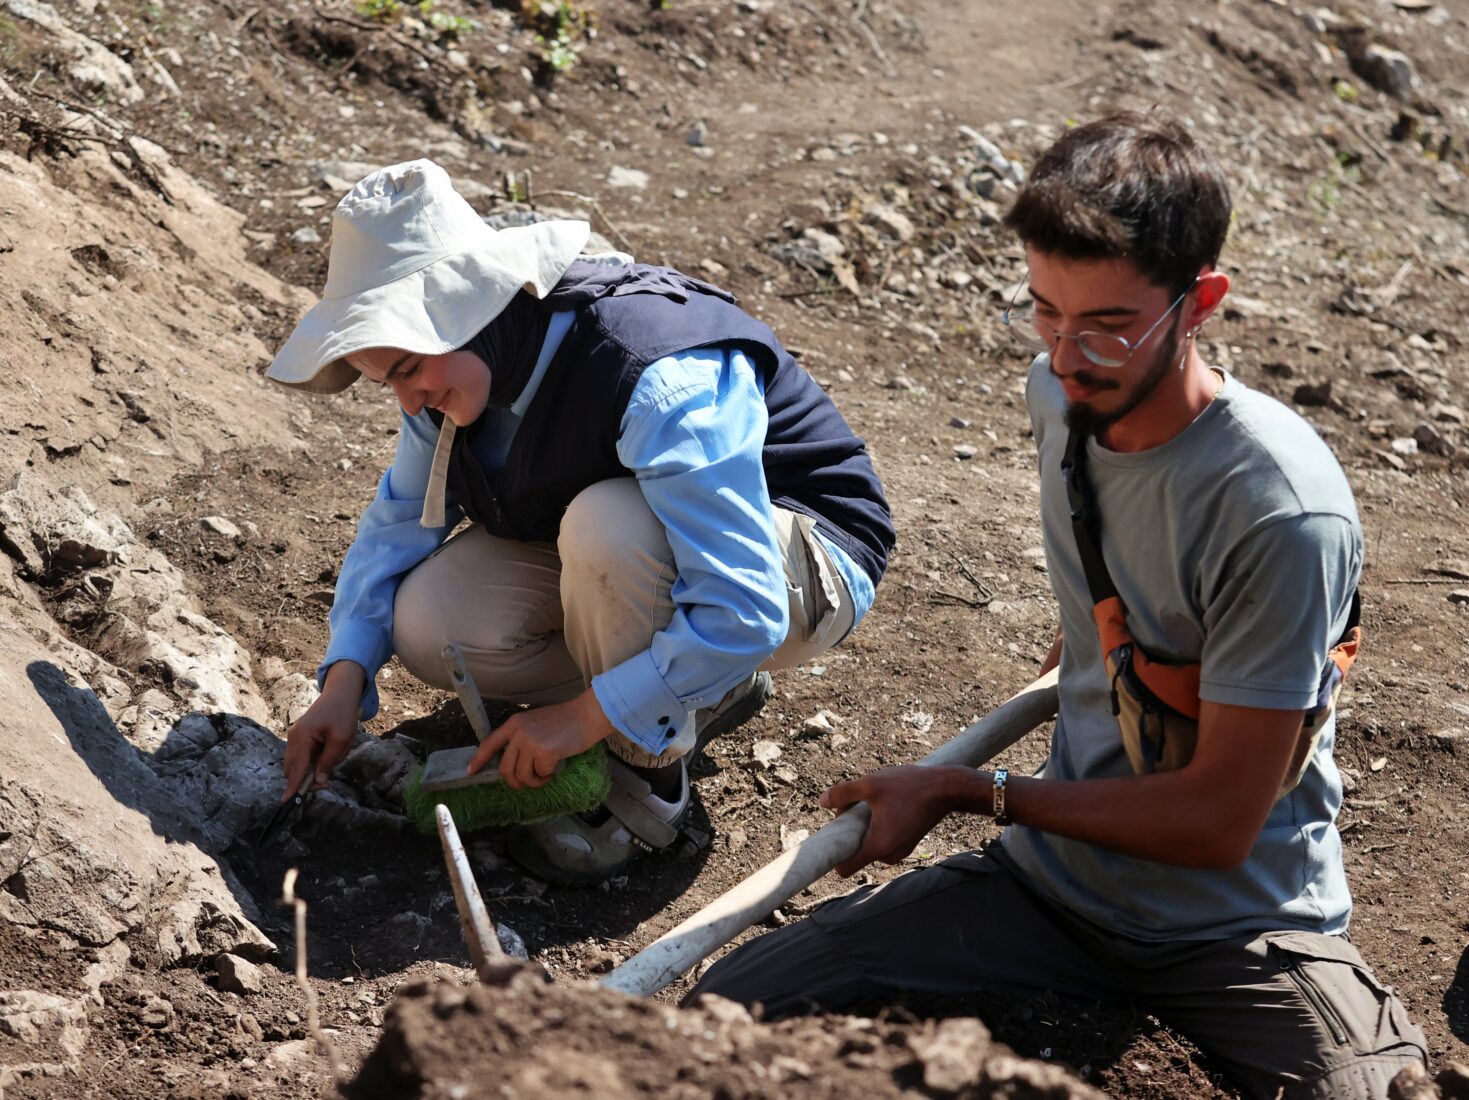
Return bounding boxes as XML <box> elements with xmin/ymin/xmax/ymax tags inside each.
<box><xmin>1003</xmin><ymin>111</ymin><xmax>1231</xmax><ymax>296</ymax></box>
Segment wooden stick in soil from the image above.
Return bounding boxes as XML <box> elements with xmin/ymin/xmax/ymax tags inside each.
<box><xmin>599</xmin><ymin>669</ymin><xmax>1060</xmax><ymax>998</ymax></box>
<box><xmin>280</xmin><ymin>868</ymin><xmax>345</xmax><ymax>1082</ymax></box>
<box><xmin>435</xmin><ymin>803</ymin><xmax>519</xmax><ymax>983</ymax></box>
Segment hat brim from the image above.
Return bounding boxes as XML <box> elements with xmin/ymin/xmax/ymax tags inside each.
<box><xmin>265</xmin><ymin>219</ymin><xmax>591</xmax><ymax>394</ymax></box>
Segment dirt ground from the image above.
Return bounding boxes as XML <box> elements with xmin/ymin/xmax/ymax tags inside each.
<box><xmin>3</xmin><ymin>0</ymin><xmax>1469</xmax><ymax>1096</ymax></box>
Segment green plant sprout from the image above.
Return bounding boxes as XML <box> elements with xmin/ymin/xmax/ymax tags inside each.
<box><xmin>530</xmin><ymin>1</ymin><xmax>595</xmax><ymax>77</ymax></box>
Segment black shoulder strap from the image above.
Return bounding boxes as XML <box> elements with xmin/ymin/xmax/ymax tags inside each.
<box><xmin>1061</xmin><ymin>427</ymin><xmax>1118</xmax><ymax>604</ymax></box>
<box><xmin>1339</xmin><ymin>587</ymin><xmax>1361</xmax><ymax>644</ymax></box>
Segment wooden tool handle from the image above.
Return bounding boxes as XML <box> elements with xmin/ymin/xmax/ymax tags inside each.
<box><xmin>435</xmin><ymin>804</ymin><xmax>518</xmax><ymax>984</ymax></box>
<box><xmin>443</xmin><ymin>643</ymin><xmax>494</xmax><ymax>744</ymax></box>
<box><xmin>599</xmin><ymin>669</ymin><xmax>1059</xmax><ymax>998</ymax></box>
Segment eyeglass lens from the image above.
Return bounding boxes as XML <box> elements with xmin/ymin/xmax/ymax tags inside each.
<box><xmin>1005</xmin><ymin>303</ymin><xmax>1131</xmax><ymax>367</ymax></box>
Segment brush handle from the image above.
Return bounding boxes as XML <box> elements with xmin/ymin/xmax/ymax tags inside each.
<box><xmin>444</xmin><ymin>643</ymin><xmax>494</xmax><ymax>744</ymax></box>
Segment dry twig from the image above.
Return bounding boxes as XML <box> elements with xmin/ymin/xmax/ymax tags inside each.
<box><xmin>851</xmin><ymin>15</ymin><xmax>897</xmax><ymax>78</ymax></box>
<box><xmin>281</xmin><ymin>868</ymin><xmax>346</xmax><ymax>1084</ymax></box>
<box><xmin>316</xmin><ymin>10</ymin><xmax>440</xmax><ymax>65</ymax></box>
<box><xmin>530</xmin><ymin>188</ymin><xmax>636</xmax><ymax>253</ymax></box>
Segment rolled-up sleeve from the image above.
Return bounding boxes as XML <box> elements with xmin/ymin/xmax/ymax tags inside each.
<box><xmin>591</xmin><ymin>347</ymin><xmax>788</xmax><ymax>754</ymax></box>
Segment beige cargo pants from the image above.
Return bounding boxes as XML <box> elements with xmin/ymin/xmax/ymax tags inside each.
<box><xmin>689</xmin><ymin>845</ymin><xmax>1427</xmax><ymax>1099</ymax></box>
<box><xmin>390</xmin><ymin>478</ymin><xmax>856</xmax><ymax>767</ymax></box>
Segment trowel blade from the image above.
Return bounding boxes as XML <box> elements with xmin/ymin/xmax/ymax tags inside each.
<box><xmin>418</xmin><ymin>746</ymin><xmax>503</xmax><ymax>792</ymax></box>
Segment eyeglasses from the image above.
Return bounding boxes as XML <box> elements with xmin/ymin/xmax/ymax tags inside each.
<box><xmin>1001</xmin><ymin>273</ymin><xmax>1196</xmax><ymax>368</ymax></box>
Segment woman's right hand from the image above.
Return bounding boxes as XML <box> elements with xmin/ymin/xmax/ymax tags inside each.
<box><xmin>282</xmin><ymin>661</ymin><xmax>366</xmax><ymax>800</ymax></box>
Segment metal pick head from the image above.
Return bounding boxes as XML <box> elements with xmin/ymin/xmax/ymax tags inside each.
<box><xmin>258</xmin><ymin>774</ymin><xmax>313</xmax><ymax>847</ymax></box>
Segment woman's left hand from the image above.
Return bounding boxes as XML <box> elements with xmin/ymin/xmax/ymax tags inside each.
<box><xmin>467</xmin><ymin>688</ymin><xmax>616</xmax><ymax>788</ymax></box>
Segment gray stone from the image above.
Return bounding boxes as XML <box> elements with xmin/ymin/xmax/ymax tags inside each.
<box><xmin>8</xmin><ymin>0</ymin><xmax>144</xmax><ymax>104</ymax></box>
<box><xmin>607</xmin><ymin>166</ymin><xmax>650</xmax><ymax>190</ymax></box>
<box><xmin>265</xmin><ymin>1038</ymin><xmax>318</xmax><ymax>1071</ymax></box>
<box><xmin>496</xmin><ymin>921</ymin><xmax>529</xmax><ymax>961</ymax></box>
<box><xmin>310</xmin><ymin>160</ymin><xmax>379</xmax><ymax>186</ymax></box>
<box><xmin>1292</xmin><ymin>380</ymin><xmax>1333</xmax><ymax>407</ymax></box>
<box><xmin>1430</xmin><ymin>560</ymin><xmax>1469</xmax><ymax>581</ymax></box>
<box><xmin>908</xmin><ymin>1017</ymin><xmax>990</xmax><ymax>1094</ymax></box>
<box><xmin>1358</xmin><ymin>44</ymin><xmax>1418</xmax><ymax>101</ymax></box>
<box><xmin>0</xmin><ymin>989</ymin><xmax>89</xmax><ymax>1068</ymax></box>
<box><xmin>267</xmin><ymin>672</ymin><xmax>319</xmax><ymax>727</ymax></box>
<box><xmin>0</xmin><ymin>473</ymin><xmax>133</xmax><ymax>576</ymax></box>
<box><xmin>863</xmin><ymin>203</ymin><xmax>915</xmax><ymax>242</ymax></box>
<box><xmin>801</xmin><ymin>227</ymin><xmax>846</xmax><ymax>262</ymax></box>
<box><xmin>290</xmin><ymin>226</ymin><xmax>322</xmax><ymax>246</ymax></box>
<box><xmin>957</xmin><ymin>126</ymin><xmax>1012</xmax><ymax>175</ymax></box>
<box><xmin>336</xmin><ymin>736</ymin><xmax>417</xmax><ymax>807</ymax></box>
<box><xmin>1413</xmin><ymin>422</ymin><xmax>1455</xmax><ymax>457</ymax></box>
<box><xmin>686</xmin><ymin>120</ymin><xmax>708</xmax><ymax>147</ymax></box>
<box><xmin>200</xmin><ymin>515</ymin><xmax>240</xmax><ymax>538</ymax></box>
<box><xmin>216</xmin><ymin>953</ymin><xmax>263</xmax><ymax>996</ymax></box>
<box><xmin>968</xmin><ymin>172</ymin><xmax>1002</xmax><ymax>200</ymax></box>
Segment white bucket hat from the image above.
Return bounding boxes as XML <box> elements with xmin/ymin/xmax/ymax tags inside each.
<box><xmin>266</xmin><ymin>158</ymin><xmax>590</xmax><ymax>394</ymax></box>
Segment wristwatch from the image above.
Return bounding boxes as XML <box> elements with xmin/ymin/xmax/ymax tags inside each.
<box><xmin>992</xmin><ymin>767</ymin><xmax>1011</xmax><ymax>826</ymax></box>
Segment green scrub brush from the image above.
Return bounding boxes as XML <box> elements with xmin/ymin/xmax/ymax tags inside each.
<box><xmin>402</xmin><ymin>644</ymin><xmax>611</xmax><ymax>835</ymax></box>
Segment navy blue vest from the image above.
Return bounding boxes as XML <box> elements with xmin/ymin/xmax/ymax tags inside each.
<box><xmin>441</xmin><ymin>268</ymin><xmax>895</xmax><ymax>586</ymax></box>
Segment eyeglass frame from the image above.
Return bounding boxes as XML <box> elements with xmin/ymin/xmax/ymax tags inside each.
<box><xmin>1001</xmin><ymin>271</ymin><xmax>1199</xmax><ymax>369</ymax></box>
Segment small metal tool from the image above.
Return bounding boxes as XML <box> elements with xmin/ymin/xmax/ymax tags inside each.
<box><xmin>417</xmin><ymin>643</ymin><xmax>561</xmax><ymax>792</ymax></box>
<box><xmin>258</xmin><ymin>772</ymin><xmax>313</xmax><ymax>846</ymax></box>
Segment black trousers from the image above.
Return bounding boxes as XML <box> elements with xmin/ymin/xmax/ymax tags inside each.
<box><xmin>689</xmin><ymin>848</ymin><xmax>1427</xmax><ymax>1099</ymax></box>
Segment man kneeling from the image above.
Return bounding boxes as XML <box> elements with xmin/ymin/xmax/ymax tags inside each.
<box><xmin>690</xmin><ymin>112</ymin><xmax>1426</xmax><ymax>1100</ymax></box>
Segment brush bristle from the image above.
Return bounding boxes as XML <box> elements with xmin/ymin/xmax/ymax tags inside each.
<box><xmin>403</xmin><ymin>743</ymin><xmax>612</xmax><ymax>835</ymax></box>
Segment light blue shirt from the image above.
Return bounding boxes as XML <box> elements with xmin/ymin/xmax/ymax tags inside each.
<box><xmin>320</xmin><ymin>311</ymin><xmax>874</xmax><ymax>754</ymax></box>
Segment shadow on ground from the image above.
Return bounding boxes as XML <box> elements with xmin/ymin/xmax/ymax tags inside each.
<box><xmin>1448</xmin><ymin>943</ymin><xmax>1469</xmax><ymax>1045</ymax></box>
<box><xmin>28</xmin><ymin>662</ymin><xmax>714</xmax><ymax>979</ymax></box>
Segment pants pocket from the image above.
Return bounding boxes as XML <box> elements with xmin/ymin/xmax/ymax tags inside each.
<box><xmin>793</xmin><ymin>514</ymin><xmax>841</xmax><ymax>646</ymax></box>
<box><xmin>1267</xmin><ymin>933</ymin><xmax>1426</xmax><ymax>1060</ymax></box>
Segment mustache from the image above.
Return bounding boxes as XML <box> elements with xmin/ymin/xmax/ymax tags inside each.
<box><xmin>1054</xmin><ymin>368</ymin><xmax>1121</xmax><ymax>391</ymax></box>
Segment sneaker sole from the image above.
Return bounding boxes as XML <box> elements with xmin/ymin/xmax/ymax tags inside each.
<box><xmin>505</xmin><ymin>828</ymin><xmax>637</xmax><ymax>888</ymax></box>
<box><xmin>506</xmin><ymin>802</ymin><xmax>695</xmax><ymax>888</ymax></box>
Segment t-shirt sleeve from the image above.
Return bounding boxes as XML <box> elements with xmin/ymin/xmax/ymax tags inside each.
<box><xmin>1198</xmin><ymin>512</ymin><xmax>1361</xmax><ymax>711</ymax></box>
<box><xmin>1025</xmin><ymin>354</ymin><xmax>1047</xmax><ymax>451</ymax></box>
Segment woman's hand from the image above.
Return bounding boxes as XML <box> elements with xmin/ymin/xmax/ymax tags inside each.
<box><xmin>282</xmin><ymin>661</ymin><xmax>366</xmax><ymax>799</ymax></box>
<box><xmin>820</xmin><ymin>765</ymin><xmax>986</xmax><ymax>877</ymax></box>
<box><xmin>468</xmin><ymin>688</ymin><xmax>616</xmax><ymax>789</ymax></box>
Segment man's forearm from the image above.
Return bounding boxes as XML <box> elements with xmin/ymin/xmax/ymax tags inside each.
<box><xmin>941</xmin><ymin>767</ymin><xmax>1262</xmax><ymax>870</ymax></box>
<box><xmin>1039</xmin><ymin>628</ymin><xmax>1063</xmax><ymax>676</ymax></box>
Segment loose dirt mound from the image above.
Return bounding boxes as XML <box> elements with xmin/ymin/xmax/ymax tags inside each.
<box><xmin>346</xmin><ymin>965</ymin><xmax>1103</xmax><ymax>1100</ymax></box>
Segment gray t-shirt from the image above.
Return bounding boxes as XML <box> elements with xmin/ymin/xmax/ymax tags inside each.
<box><xmin>1002</xmin><ymin>357</ymin><xmax>1364</xmax><ymax>941</ymax></box>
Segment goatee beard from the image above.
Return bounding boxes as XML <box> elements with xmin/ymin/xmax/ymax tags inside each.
<box><xmin>1063</xmin><ymin>325</ymin><xmax>1185</xmax><ymax>438</ymax></box>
